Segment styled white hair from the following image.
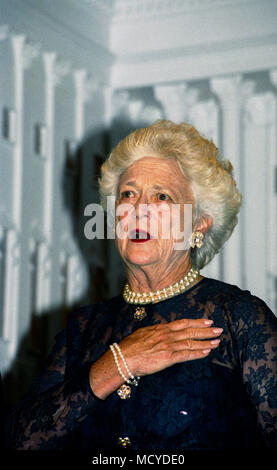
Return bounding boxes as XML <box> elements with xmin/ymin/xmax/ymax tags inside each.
<box><xmin>98</xmin><ymin>120</ymin><xmax>242</xmax><ymax>269</ymax></box>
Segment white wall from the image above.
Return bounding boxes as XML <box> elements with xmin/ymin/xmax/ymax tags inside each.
<box><xmin>1</xmin><ymin>0</ymin><xmax>277</xmax><ymax>402</ymax></box>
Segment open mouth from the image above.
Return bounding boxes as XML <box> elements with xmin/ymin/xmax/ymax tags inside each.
<box><xmin>130</xmin><ymin>229</ymin><xmax>152</xmax><ymax>243</ymax></box>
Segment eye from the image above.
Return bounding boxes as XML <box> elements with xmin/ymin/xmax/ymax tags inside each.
<box><xmin>120</xmin><ymin>190</ymin><xmax>135</xmax><ymax>199</ymax></box>
<box><xmin>157</xmin><ymin>193</ymin><xmax>171</xmax><ymax>201</ymax></box>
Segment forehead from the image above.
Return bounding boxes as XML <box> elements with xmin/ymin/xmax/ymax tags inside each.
<box><xmin>119</xmin><ymin>156</ymin><xmax>187</xmax><ymax>186</ymax></box>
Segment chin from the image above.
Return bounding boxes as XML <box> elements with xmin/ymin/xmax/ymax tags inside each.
<box><xmin>124</xmin><ymin>244</ymin><xmax>158</xmax><ymax>266</ymax></box>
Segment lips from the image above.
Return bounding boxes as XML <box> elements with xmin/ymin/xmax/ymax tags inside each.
<box><xmin>130</xmin><ymin>229</ymin><xmax>151</xmax><ymax>243</ymax></box>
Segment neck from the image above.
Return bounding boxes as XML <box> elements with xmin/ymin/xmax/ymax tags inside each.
<box><xmin>125</xmin><ymin>253</ymin><xmax>195</xmax><ymax>293</ymax></box>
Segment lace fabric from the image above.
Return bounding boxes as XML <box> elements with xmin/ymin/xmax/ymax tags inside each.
<box><xmin>5</xmin><ymin>278</ymin><xmax>277</xmax><ymax>450</ymax></box>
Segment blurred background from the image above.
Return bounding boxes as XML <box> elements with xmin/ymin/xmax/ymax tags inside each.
<box><xmin>0</xmin><ymin>0</ymin><xmax>277</xmax><ymax>404</ymax></box>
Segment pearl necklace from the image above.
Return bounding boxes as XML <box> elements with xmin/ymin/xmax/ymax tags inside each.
<box><xmin>123</xmin><ymin>267</ymin><xmax>201</xmax><ymax>305</ymax></box>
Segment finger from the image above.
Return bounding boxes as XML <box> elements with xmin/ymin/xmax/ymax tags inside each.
<box><xmin>169</xmin><ymin>327</ymin><xmax>223</xmax><ymax>341</ymax></box>
<box><xmin>172</xmin><ymin>348</ymin><xmax>212</xmax><ymax>363</ymax></box>
<box><xmin>172</xmin><ymin>338</ymin><xmax>221</xmax><ymax>352</ymax></box>
<box><xmin>169</xmin><ymin>318</ymin><xmax>214</xmax><ymax>331</ymax></box>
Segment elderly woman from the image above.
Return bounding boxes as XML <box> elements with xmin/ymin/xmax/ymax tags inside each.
<box><xmin>6</xmin><ymin>120</ymin><xmax>277</xmax><ymax>450</ymax></box>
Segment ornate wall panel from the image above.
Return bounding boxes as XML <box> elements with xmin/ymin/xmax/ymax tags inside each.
<box><xmin>1</xmin><ymin>0</ymin><xmax>277</xmax><ymax>401</ymax></box>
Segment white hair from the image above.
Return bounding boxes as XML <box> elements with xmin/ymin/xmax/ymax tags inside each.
<box><xmin>98</xmin><ymin>120</ymin><xmax>242</xmax><ymax>269</ymax></box>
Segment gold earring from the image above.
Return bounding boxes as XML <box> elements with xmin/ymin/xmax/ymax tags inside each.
<box><xmin>190</xmin><ymin>231</ymin><xmax>204</xmax><ymax>249</ymax></box>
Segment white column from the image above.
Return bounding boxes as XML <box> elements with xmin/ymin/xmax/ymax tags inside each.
<box><xmin>3</xmin><ymin>34</ymin><xmax>27</xmax><ymax>366</ymax></box>
<box><xmin>112</xmin><ymin>89</ymin><xmax>141</xmax><ymax>124</ymax></box>
<box><xmin>154</xmin><ymin>82</ymin><xmax>199</xmax><ymax>122</ymax></box>
<box><xmin>44</xmin><ymin>56</ymin><xmax>72</xmax><ymax>344</ymax></box>
<box><xmin>11</xmin><ymin>35</ymin><xmax>25</xmax><ymax>230</ymax></box>
<box><xmin>59</xmin><ymin>237</ymin><xmax>84</xmax><ymax>307</ymax></box>
<box><xmin>75</xmin><ymin>71</ymin><xmax>98</xmax><ymax>134</ymax></box>
<box><xmin>210</xmin><ymin>75</ymin><xmax>255</xmax><ymax>287</ymax></box>
<box><xmin>33</xmin><ymin>240</ymin><xmax>51</xmax><ymax>315</ymax></box>
<box><xmin>189</xmin><ymin>99</ymin><xmax>222</xmax><ymax>280</ymax></box>
<box><xmin>188</xmin><ymin>99</ymin><xmax>219</xmax><ymax>143</ymax></box>
<box><xmin>43</xmin><ymin>53</ymin><xmax>56</xmax><ymax>243</ymax></box>
<box><xmin>43</xmin><ymin>55</ymin><xmax>71</xmax><ymax>241</ymax></box>
<box><xmin>243</xmin><ymin>92</ymin><xmax>276</xmax><ymax>307</ymax></box>
<box><xmin>2</xmin><ymin>229</ymin><xmax>20</xmax><ymax>363</ymax></box>
<box><xmin>74</xmin><ymin>69</ymin><xmax>87</xmax><ymax>140</ymax></box>
<box><xmin>269</xmin><ymin>70</ymin><xmax>277</xmax><ymax>313</ymax></box>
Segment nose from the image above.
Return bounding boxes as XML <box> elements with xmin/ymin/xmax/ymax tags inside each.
<box><xmin>134</xmin><ymin>193</ymin><xmax>149</xmax><ymax>219</ymax></box>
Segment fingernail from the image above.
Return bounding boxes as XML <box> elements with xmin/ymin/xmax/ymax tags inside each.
<box><xmin>202</xmin><ymin>349</ymin><xmax>211</xmax><ymax>354</ymax></box>
<box><xmin>204</xmin><ymin>320</ymin><xmax>213</xmax><ymax>325</ymax></box>
<box><xmin>210</xmin><ymin>339</ymin><xmax>221</xmax><ymax>345</ymax></box>
<box><xmin>213</xmin><ymin>328</ymin><xmax>223</xmax><ymax>334</ymax></box>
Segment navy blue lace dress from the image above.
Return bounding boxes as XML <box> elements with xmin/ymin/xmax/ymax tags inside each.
<box><xmin>6</xmin><ymin>278</ymin><xmax>277</xmax><ymax>450</ymax></box>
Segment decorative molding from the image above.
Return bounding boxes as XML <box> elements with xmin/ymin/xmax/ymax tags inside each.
<box><xmin>111</xmin><ymin>0</ymin><xmax>258</xmax><ymax>21</ymax></box>
<box><xmin>136</xmin><ymin>103</ymin><xmax>163</xmax><ymax>125</ymax></box>
<box><xmin>35</xmin><ymin>241</ymin><xmax>51</xmax><ymax>312</ymax></box>
<box><xmin>154</xmin><ymin>83</ymin><xmax>199</xmax><ymax>122</ymax></box>
<box><xmin>112</xmin><ymin>89</ymin><xmax>130</xmax><ymax>112</ymax></box>
<box><xmin>2</xmin><ymin>108</ymin><xmax>16</xmax><ymax>143</ymax></box>
<box><xmin>34</xmin><ymin>124</ymin><xmax>48</xmax><ymax>158</ymax></box>
<box><xmin>22</xmin><ymin>40</ymin><xmax>40</xmax><ymax>69</ymax></box>
<box><xmin>210</xmin><ymin>75</ymin><xmax>256</xmax><ymax>106</ymax></box>
<box><xmin>78</xmin><ymin>0</ymin><xmax>115</xmax><ymax>15</ymax></box>
<box><xmin>43</xmin><ymin>52</ymin><xmax>57</xmax><ymax>80</ymax></box>
<box><xmin>8</xmin><ymin>229</ymin><xmax>20</xmax><ymax>269</ymax></box>
<box><xmin>270</xmin><ymin>69</ymin><xmax>277</xmax><ymax>87</ymax></box>
<box><xmin>189</xmin><ymin>99</ymin><xmax>219</xmax><ymax>142</ymax></box>
<box><xmin>2</xmin><ymin>228</ymin><xmax>20</xmax><ymax>341</ymax></box>
<box><xmin>244</xmin><ymin>92</ymin><xmax>275</xmax><ymax>126</ymax></box>
<box><xmin>110</xmin><ymin>89</ymin><xmax>162</xmax><ymax>124</ymax></box>
<box><xmin>84</xmin><ymin>75</ymin><xmax>99</xmax><ymax>103</ymax></box>
<box><xmin>74</xmin><ymin>69</ymin><xmax>99</xmax><ymax>104</ymax></box>
<box><xmin>59</xmin><ymin>238</ymin><xmax>84</xmax><ymax>306</ymax></box>
<box><xmin>53</xmin><ymin>58</ymin><xmax>71</xmax><ymax>87</ymax></box>
<box><xmin>24</xmin><ymin>0</ymin><xmax>258</xmax><ymax>21</ymax></box>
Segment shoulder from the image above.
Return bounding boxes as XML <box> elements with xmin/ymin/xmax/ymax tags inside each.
<box><xmin>66</xmin><ymin>295</ymin><xmax>123</xmax><ymax>328</ymax></box>
<box><xmin>65</xmin><ymin>294</ymin><xmax>123</xmax><ymax>342</ymax></box>
<box><xmin>202</xmin><ymin>277</ymin><xmax>277</xmax><ymax>330</ymax></box>
<box><xmin>64</xmin><ymin>295</ymin><xmax>123</xmax><ymax>367</ymax></box>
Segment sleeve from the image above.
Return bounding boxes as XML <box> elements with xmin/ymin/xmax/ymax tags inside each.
<box><xmin>238</xmin><ymin>295</ymin><xmax>277</xmax><ymax>448</ymax></box>
<box><xmin>6</xmin><ymin>308</ymin><xmax>105</xmax><ymax>450</ymax></box>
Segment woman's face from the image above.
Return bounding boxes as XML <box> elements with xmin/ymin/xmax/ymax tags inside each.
<box><xmin>115</xmin><ymin>156</ymin><xmax>195</xmax><ymax>269</ymax></box>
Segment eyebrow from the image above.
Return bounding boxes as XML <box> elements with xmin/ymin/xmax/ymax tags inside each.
<box><xmin>118</xmin><ymin>181</ymin><xmax>183</xmax><ymax>201</ymax></box>
<box><xmin>119</xmin><ymin>181</ymin><xmax>137</xmax><ymax>187</ymax></box>
<box><xmin>119</xmin><ymin>182</ymin><xmax>172</xmax><ymax>191</ymax></box>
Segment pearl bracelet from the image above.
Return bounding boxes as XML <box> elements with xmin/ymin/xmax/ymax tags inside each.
<box><xmin>110</xmin><ymin>344</ymin><xmax>129</xmax><ymax>383</ymax></box>
<box><xmin>112</xmin><ymin>343</ymin><xmax>140</xmax><ymax>386</ymax></box>
<box><xmin>110</xmin><ymin>343</ymin><xmax>140</xmax><ymax>399</ymax></box>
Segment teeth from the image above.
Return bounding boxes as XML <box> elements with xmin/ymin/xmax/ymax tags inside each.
<box><xmin>135</xmin><ymin>230</ymin><xmax>148</xmax><ymax>239</ymax></box>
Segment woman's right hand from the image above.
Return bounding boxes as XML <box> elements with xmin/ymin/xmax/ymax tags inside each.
<box><xmin>118</xmin><ymin>317</ymin><xmax>222</xmax><ymax>377</ymax></box>
<box><xmin>89</xmin><ymin>318</ymin><xmax>222</xmax><ymax>399</ymax></box>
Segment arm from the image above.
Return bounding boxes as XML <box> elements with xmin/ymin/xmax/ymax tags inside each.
<box><xmin>239</xmin><ymin>296</ymin><xmax>277</xmax><ymax>447</ymax></box>
<box><xmin>6</xmin><ymin>307</ymin><xmax>104</xmax><ymax>450</ymax></box>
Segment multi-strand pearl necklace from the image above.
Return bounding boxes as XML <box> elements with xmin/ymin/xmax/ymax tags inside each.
<box><xmin>123</xmin><ymin>267</ymin><xmax>201</xmax><ymax>305</ymax></box>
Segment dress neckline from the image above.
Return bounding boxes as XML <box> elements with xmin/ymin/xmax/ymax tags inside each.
<box><xmin>124</xmin><ymin>276</ymin><xmax>206</xmax><ymax>310</ymax></box>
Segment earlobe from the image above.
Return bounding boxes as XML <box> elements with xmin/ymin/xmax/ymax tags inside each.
<box><xmin>194</xmin><ymin>216</ymin><xmax>213</xmax><ymax>235</ymax></box>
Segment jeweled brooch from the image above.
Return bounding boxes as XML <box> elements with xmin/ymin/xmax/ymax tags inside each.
<box><xmin>117</xmin><ymin>384</ymin><xmax>131</xmax><ymax>399</ymax></box>
<box><xmin>133</xmin><ymin>306</ymin><xmax>147</xmax><ymax>320</ymax></box>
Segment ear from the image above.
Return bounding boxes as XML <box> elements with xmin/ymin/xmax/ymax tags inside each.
<box><xmin>193</xmin><ymin>215</ymin><xmax>213</xmax><ymax>235</ymax></box>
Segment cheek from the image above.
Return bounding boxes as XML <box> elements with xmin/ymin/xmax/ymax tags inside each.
<box><xmin>115</xmin><ymin>235</ymin><xmax>128</xmax><ymax>258</ymax></box>
<box><xmin>115</xmin><ymin>210</ymin><xmax>136</xmax><ymax>239</ymax></box>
